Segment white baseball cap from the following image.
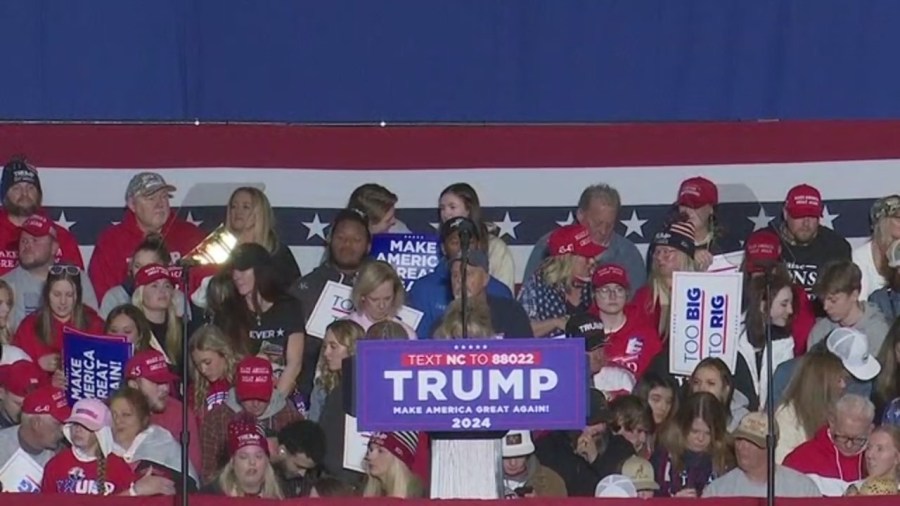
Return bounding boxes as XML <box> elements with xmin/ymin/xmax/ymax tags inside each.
<box><xmin>826</xmin><ymin>328</ymin><xmax>881</xmax><ymax>381</ymax></box>
<box><xmin>595</xmin><ymin>474</ymin><xmax>637</xmax><ymax>498</ymax></box>
<box><xmin>502</xmin><ymin>430</ymin><xmax>535</xmax><ymax>458</ymax></box>
<box><xmin>593</xmin><ymin>366</ymin><xmax>636</xmax><ymax>397</ymax></box>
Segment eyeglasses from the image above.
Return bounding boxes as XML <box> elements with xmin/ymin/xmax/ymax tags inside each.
<box><xmin>831</xmin><ymin>431</ymin><xmax>868</xmax><ymax>448</ymax></box>
<box><xmin>596</xmin><ymin>286</ymin><xmax>626</xmax><ymax>298</ymax></box>
<box><xmin>49</xmin><ymin>265</ymin><xmax>81</xmax><ymax>277</ymax></box>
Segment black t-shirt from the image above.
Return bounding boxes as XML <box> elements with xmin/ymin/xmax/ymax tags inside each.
<box><xmin>487</xmin><ymin>295</ymin><xmax>534</xmax><ymax>338</ymax></box>
<box><xmin>779</xmin><ymin>225</ymin><xmax>852</xmax><ymax>294</ymax></box>
<box><xmin>249</xmin><ymin>296</ymin><xmax>307</xmax><ymax>392</ymax></box>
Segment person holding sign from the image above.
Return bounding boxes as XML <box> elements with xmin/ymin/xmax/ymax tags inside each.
<box><xmin>13</xmin><ymin>266</ymin><xmax>104</xmax><ymax>382</ymax></box>
<box><xmin>131</xmin><ymin>264</ymin><xmax>183</xmax><ymax>368</ymax></box>
<box><xmin>347</xmin><ymin>260</ymin><xmax>416</xmax><ymax>338</ymax></box>
<box><xmin>0</xmin><ymin>386</ymin><xmax>69</xmax><ymax>493</ymax></box>
<box><xmin>104</xmin><ymin>304</ymin><xmax>157</xmax><ymax>354</ymax></box>
<box><xmin>519</xmin><ymin>223</ymin><xmax>604</xmax><ymax>337</ymax></box>
<box><xmin>630</xmin><ymin>219</ymin><xmax>698</xmax><ymax>340</ymax></box>
<box><xmin>228</xmin><ymin>243</ymin><xmax>307</xmax><ymax>402</ymax></box>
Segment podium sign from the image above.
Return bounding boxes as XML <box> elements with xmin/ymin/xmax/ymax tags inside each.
<box><xmin>355</xmin><ymin>338</ymin><xmax>586</xmax><ymax>432</ymax></box>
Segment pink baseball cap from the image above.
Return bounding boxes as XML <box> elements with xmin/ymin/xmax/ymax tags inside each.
<box><xmin>65</xmin><ymin>398</ymin><xmax>113</xmax><ymax>432</ymax></box>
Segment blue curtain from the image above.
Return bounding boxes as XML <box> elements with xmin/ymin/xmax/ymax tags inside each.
<box><xmin>2</xmin><ymin>1</ymin><xmax>899</xmax><ymax>122</ymax></box>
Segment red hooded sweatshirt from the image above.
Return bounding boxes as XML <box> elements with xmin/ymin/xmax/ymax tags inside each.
<box><xmin>12</xmin><ymin>308</ymin><xmax>105</xmax><ymax>364</ymax></box>
<box><xmin>0</xmin><ymin>209</ymin><xmax>83</xmax><ymax>275</ymax></box>
<box><xmin>88</xmin><ymin>210</ymin><xmax>204</xmax><ymax>300</ymax></box>
<box><xmin>783</xmin><ymin>426</ymin><xmax>866</xmax><ymax>492</ymax></box>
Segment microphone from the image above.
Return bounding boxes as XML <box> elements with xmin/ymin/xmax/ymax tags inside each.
<box><xmin>447</xmin><ymin>217</ymin><xmax>478</xmax><ymax>252</ymax></box>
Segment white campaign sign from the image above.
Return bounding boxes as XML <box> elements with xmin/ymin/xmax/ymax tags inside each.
<box><xmin>669</xmin><ymin>271</ymin><xmax>743</xmax><ymax>376</ymax></box>
<box><xmin>0</xmin><ymin>449</ymin><xmax>44</xmax><ymax>493</ymax></box>
<box><xmin>342</xmin><ymin>414</ymin><xmax>372</xmax><ymax>473</ymax></box>
<box><xmin>306</xmin><ymin>281</ymin><xmax>423</xmax><ymax>338</ymax></box>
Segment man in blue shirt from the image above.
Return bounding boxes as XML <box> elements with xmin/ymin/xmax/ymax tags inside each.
<box><xmin>408</xmin><ymin>217</ymin><xmax>512</xmax><ymax>338</ymax></box>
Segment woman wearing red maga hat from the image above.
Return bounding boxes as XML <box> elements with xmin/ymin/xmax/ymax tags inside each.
<box><xmin>518</xmin><ymin>224</ymin><xmax>605</xmax><ymax>337</ymax></box>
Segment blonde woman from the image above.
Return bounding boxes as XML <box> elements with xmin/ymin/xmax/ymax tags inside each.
<box><xmin>347</xmin><ymin>260</ymin><xmax>416</xmax><ymax>338</ymax></box>
<box><xmin>518</xmin><ymin>224</ymin><xmax>603</xmax><ymax>337</ymax></box>
<box><xmin>774</xmin><ymin>349</ymin><xmax>849</xmax><ymax>463</ymax></box>
<box><xmin>853</xmin><ymin>195</ymin><xmax>900</xmax><ymax>299</ymax></box>
<box><xmin>131</xmin><ymin>264</ymin><xmax>183</xmax><ymax>369</ymax></box>
<box><xmin>204</xmin><ymin>414</ymin><xmax>285</xmax><ymax>498</ymax></box>
<box><xmin>226</xmin><ymin>187</ymin><xmax>301</xmax><ymax>283</ymax></box>
<box><xmin>363</xmin><ymin>431</ymin><xmax>423</xmax><ymax>498</ymax></box>
<box><xmin>630</xmin><ymin>220</ymin><xmax>698</xmax><ymax>339</ymax></box>
<box><xmin>0</xmin><ymin>279</ymin><xmax>15</xmax><ymax>343</ymax></box>
<box><xmin>189</xmin><ymin>324</ymin><xmax>243</xmax><ymax>424</ymax></box>
<box><xmin>308</xmin><ymin>319</ymin><xmax>364</xmax><ymax>422</ymax></box>
<box><xmin>433</xmin><ymin>298</ymin><xmax>496</xmax><ymax>340</ymax></box>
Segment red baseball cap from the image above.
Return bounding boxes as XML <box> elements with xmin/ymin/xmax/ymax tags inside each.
<box><xmin>20</xmin><ymin>215</ymin><xmax>56</xmax><ymax>238</ymax></box>
<box><xmin>591</xmin><ymin>264</ymin><xmax>630</xmax><ymax>289</ymax></box>
<box><xmin>0</xmin><ymin>360</ymin><xmax>48</xmax><ymax>398</ymax></box>
<box><xmin>135</xmin><ymin>264</ymin><xmax>174</xmax><ymax>288</ymax></box>
<box><xmin>235</xmin><ymin>357</ymin><xmax>274</xmax><ymax>403</ymax></box>
<box><xmin>22</xmin><ymin>386</ymin><xmax>71</xmax><ymax>423</ymax></box>
<box><xmin>227</xmin><ymin>414</ymin><xmax>269</xmax><ymax>457</ymax></box>
<box><xmin>548</xmin><ymin>224</ymin><xmax>605</xmax><ymax>259</ymax></box>
<box><xmin>677</xmin><ymin>177</ymin><xmax>718</xmax><ymax>209</ymax></box>
<box><xmin>125</xmin><ymin>350</ymin><xmax>178</xmax><ymax>384</ymax></box>
<box><xmin>784</xmin><ymin>184</ymin><xmax>823</xmax><ymax>219</ymax></box>
<box><xmin>744</xmin><ymin>230</ymin><xmax>782</xmax><ymax>274</ymax></box>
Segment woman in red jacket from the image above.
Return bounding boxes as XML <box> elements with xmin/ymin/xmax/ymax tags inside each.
<box><xmin>13</xmin><ymin>266</ymin><xmax>104</xmax><ymax>381</ymax></box>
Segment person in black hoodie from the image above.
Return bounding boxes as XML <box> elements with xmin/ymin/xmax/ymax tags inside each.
<box><xmin>271</xmin><ymin>420</ymin><xmax>327</xmax><ymax>497</ymax></box>
<box><xmin>289</xmin><ymin>208</ymin><xmax>371</xmax><ymax>399</ymax></box>
<box><xmin>534</xmin><ymin>389</ymin><xmax>635</xmax><ymax>496</ymax></box>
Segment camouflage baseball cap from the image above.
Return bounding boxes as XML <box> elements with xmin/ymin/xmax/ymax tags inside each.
<box><xmin>870</xmin><ymin>195</ymin><xmax>900</xmax><ymax>224</ymax></box>
<box><xmin>125</xmin><ymin>172</ymin><xmax>176</xmax><ymax>201</ymax></box>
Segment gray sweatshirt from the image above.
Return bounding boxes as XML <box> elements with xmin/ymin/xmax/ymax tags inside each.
<box><xmin>806</xmin><ymin>302</ymin><xmax>890</xmax><ymax>355</ymax></box>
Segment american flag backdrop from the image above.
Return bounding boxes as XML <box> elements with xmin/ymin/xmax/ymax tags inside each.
<box><xmin>2</xmin><ymin>122</ymin><xmax>898</xmax><ymax>282</ymax></box>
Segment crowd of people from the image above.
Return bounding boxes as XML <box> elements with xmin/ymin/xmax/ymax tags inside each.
<box><xmin>0</xmin><ymin>156</ymin><xmax>899</xmax><ymax>499</ymax></box>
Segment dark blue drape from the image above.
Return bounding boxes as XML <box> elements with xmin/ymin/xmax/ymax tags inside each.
<box><xmin>2</xmin><ymin>1</ymin><xmax>900</xmax><ymax>122</ymax></box>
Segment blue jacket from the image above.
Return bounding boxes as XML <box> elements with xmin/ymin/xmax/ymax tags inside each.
<box><xmin>407</xmin><ymin>260</ymin><xmax>513</xmax><ymax>338</ymax></box>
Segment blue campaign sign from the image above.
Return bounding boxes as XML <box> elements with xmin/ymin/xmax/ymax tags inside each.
<box><xmin>355</xmin><ymin>338</ymin><xmax>586</xmax><ymax>432</ymax></box>
<box><xmin>63</xmin><ymin>327</ymin><xmax>132</xmax><ymax>405</ymax></box>
<box><xmin>370</xmin><ymin>233</ymin><xmax>441</xmax><ymax>290</ymax></box>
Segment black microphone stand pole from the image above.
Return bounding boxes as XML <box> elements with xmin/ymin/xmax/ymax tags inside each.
<box><xmin>179</xmin><ymin>264</ymin><xmax>192</xmax><ymax>506</ymax></box>
<box><xmin>764</xmin><ymin>266</ymin><xmax>776</xmax><ymax>506</ymax></box>
<box><xmin>460</xmin><ymin>231</ymin><xmax>470</xmax><ymax>339</ymax></box>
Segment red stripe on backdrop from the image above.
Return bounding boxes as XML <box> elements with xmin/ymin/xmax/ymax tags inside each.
<box><xmin>1</xmin><ymin>121</ymin><xmax>900</xmax><ymax>169</ymax></box>
<box><xmin>0</xmin><ymin>494</ymin><xmax>895</xmax><ymax>506</ymax></box>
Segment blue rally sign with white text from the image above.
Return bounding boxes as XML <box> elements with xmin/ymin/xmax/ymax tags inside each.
<box><xmin>355</xmin><ymin>338</ymin><xmax>586</xmax><ymax>432</ymax></box>
<box><xmin>63</xmin><ymin>328</ymin><xmax>132</xmax><ymax>405</ymax></box>
<box><xmin>370</xmin><ymin>233</ymin><xmax>441</xmax><ymax>290</ymax></box>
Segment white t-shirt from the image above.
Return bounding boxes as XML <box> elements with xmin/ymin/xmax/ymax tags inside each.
<box><xmin>0</xmin><ymin>426</ymin><xmax>56</xmax><ymax>492</ymax></box>
<box><xmin>852</xmin><ymin>240</ymin><xmax>885</xmax><ymax>301</ymax></box>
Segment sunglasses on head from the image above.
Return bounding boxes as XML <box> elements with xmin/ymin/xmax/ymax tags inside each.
<box><xmin>49</xmin><ymin>265</ymin><xmax>81</xmax><ymax>277</ymax></box>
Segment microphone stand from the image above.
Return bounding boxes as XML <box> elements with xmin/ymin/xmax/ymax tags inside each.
<box><xmin>764</xmin><ymin>266</ymin><xmax>776</xmax><ymax>506</ymax></box>
<box><xmin>460</xmin><ymin>231</ymin><xmax>471</xmax><ymax>339</ymax></box>
<box><xmin>179</xmin><ymin>263</ymin><xmax>192</xmax><ymax>506</ymax></box>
